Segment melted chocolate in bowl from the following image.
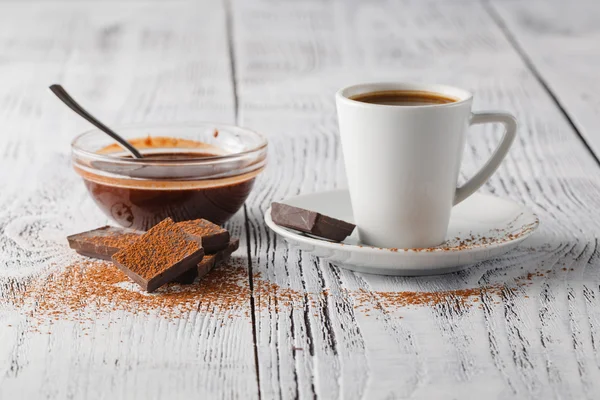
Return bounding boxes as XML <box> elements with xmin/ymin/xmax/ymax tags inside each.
<box><xmin>84</xmin><ymin>152</ymin><xmax>256</xmax><ymax>230</ymax></box>
<box><xmin>73</xmin><ymin>133</ymin><xmax>267</xmax><ymax>231</ymax></box>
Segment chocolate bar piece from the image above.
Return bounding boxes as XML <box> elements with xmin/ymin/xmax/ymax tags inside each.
<box><xmin>67</xmin><ymin>226</ymin><xmax>142</xmax><ymax>260</ymax></box>
<box><xmin>175</xmin><ymin>219</ymin><xmax>230</xmax><ymax>253</ymax></box>
<box><xmin>174</xmin><ymin>238</ymin><xmax>240</xmax><ymax>284</ymax></box>
<box><xmin>112</xmin><ymin>218</ymin><xmax>205</xmax><ymax>292</ymax></box>
<box><xmin>271</xmin><ymin>202</ymin><xmax>355</xmax><ymax>242</ymax></box>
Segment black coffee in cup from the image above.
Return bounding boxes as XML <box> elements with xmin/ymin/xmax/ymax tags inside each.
<box><xmin>350</xmin><ymin>90</ymin><xmax>457</xmax><ymax>106</ymax></box>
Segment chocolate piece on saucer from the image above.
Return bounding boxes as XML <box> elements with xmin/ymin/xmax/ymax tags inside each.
<box><xmin>271</xmin><ymin>202</ymin><xmax>355</xmax><ymax>242</ymax></box>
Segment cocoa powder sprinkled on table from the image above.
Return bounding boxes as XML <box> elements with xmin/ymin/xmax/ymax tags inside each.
<box><xmin>15</xmin><ymin>253</ymin><xmax>552</xmax><ymax>331</ymax></box>
<box><xmin>253</xmin><ymin>275</ymin><xmax>303</xmax><ymax>311</ymax></box>
<box><xmin>353</xmin><ymin>285</ymin><xmax>506</xmax><ymax>310</ymax></box>
<box><xmin>16</xmin><ymin>254</ymin><xmax>305</xmax><ymax>328</ymax></box>
<box><xmin>17</xmin><ymin>263</ymin><xmax>540</xmax><ymax>326</ymax></box>
<box><xmin>19</xmin><ymin>259</ymin><xmax>252</xmax><ymax>326</ymax></box>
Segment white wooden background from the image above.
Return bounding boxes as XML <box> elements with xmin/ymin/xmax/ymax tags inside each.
<box><xmin>1</xmin><ymin>0</ymin><xmax>599</xmax><ymax>398</ymax></box>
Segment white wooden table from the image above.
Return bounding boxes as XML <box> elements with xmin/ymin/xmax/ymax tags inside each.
<box><xmin>1</xmin><ymin>0</ymin><xmax>599</xmax><ymax>398</ymax></box>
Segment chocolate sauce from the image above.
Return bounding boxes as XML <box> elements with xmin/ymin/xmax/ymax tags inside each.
<box><xmin>84</xmin><ymin>152</ymin><xmax>255</xmax><ymax>230</ymax></box>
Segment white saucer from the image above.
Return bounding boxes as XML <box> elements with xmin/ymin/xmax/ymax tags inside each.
<box><xmin>265</xmin><ymin>190</ymin><xmax>539</xmax><ymax>276</ymax></box>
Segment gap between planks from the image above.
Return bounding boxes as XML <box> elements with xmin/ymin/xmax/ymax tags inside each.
<box><xmin>483</xmin><ymin>0</ymin><xmax>600</xmax><ymax>168</ymax></box>
<box><xmin>223</xmin><ymin>0</ymin><xmax>263</xmax><ymax>396</ymax></box>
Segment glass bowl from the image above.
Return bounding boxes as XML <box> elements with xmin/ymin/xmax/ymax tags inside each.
<box><xmin>71</xmin><ymin>122</ymin><xmax>267</xmax><ymax>230</ymax></box>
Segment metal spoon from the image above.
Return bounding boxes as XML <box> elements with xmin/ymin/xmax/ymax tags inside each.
<box><xmin>49</xmin><ymin>84</ymin><xmax>143</xmax><ymax>159</ymax></box>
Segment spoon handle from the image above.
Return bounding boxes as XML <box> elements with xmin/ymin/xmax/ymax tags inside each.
<box><xmin>49</xmin><ymin>84</ymin><xmax>143</xmax><ymax>159</ymax></box>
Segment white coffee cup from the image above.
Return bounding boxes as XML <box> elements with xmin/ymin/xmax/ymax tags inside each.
<box><xmin>336</xmin><ymin>82</ymin><xmax>517</xmax><ymax>249</ymax></box>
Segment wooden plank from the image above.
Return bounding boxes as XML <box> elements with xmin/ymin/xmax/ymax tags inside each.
<box><xmin>0</xmin><ymin>1</ymin><xmax>258</xmax><ymax>399</ymax></box>
<box><xmin>490</xmin><ymin>0</ymin><xmax>600</xmax><ymax>162</ymax></box>
<box><xmin>233</xmin><ymin>0</ymin><xmax>600</xmax><ymax>398</ymax></box>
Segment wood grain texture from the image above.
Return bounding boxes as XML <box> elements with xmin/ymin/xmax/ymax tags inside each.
<box><xmin>233</xmin><ymin>0</ymin><xmax>600</xmax><ymax>398</ymax></box>
<box><xmin>0</xmin><ymin>1</ymin><xmax>257</xmax><ymax>399</ymax></box>
<box><xmin>490</xmin><ymin>0</ymin><xmax>600</xmax><ymax>163</ymax></box>
<box><xmin>2</xmin><ymin>0</ymin><xmax>600</xmax><ymax>399</ymax></box>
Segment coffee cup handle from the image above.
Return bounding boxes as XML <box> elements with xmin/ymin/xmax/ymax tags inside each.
<box><xmin>453</xmin><ymin>111</ymin><xmax>517</xmax><ymax>205</ymax></box>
